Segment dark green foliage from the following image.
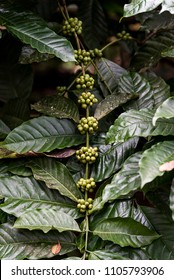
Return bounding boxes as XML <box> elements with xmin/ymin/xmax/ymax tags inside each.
<box><xmin>0</xmin><ymin>0</ymin><xmax>174</xmax><ymax>260</ymax></box>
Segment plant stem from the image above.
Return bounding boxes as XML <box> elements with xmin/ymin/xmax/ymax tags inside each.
<box><xmin>57</xmin><ymin>1</ymin><xmax>67</xmax><ymax>20</ymax></box>
<box><xmin>82</xmin><ymin>210</ymin><xmax>89</xmax><ymax>260</ymax></box>
<box><xmin>101</xmin><ymin>38</ymin><xmax>120</xmax><ymax>52</ymax></box>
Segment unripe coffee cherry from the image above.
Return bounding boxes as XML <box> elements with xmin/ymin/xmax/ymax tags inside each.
<box><xmin>78</xmin><ymin>92</ymin><xmax>98</xmax><ymax>108</ymax></box>
<box><xmin>77</xmin><ymin>177</ymin><xmax>96</xmax><ymax>192</ymax></box>
<box><xmin>77</xmin><ymin>117</ymin><xmax>98</xmax><ymax>134</ymax></box>
<box><xmin>76</xmin><ymin>146</ymin><xmax>98</xmax><ymax>164</ymax></box>
<box><xmin>77</xmin><ymin>197</ymin><xmax>93</xmax><ymax>212</ymax></box>
<box><xmin>117</xmin><ymin>30</ymin><xmax>132</xmax><ymax>40</ymax></box>
<box><xmin>76</xmin><ymin>74</ymin><xmax>94</xmax><ymax>90</ymax></box>
<box><xmin>62</xmin><ymin>17</ymin><xmax>82</xmax><ymax>36</ymax></box>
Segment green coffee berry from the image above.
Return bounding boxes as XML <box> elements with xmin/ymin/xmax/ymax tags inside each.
<box><xmin>62</xmin><ymin>17</ymin><xmax>82</xmax><ymax>36</ymax></box>
<box><xmin>77</xmin><ymin>197</ymin><xmax>93</xmax><ymax>212</ymax></box>
<box><xmin>117</xmin><ymin>30</ymin><xmax>132</xmax><ymax>40</ymax></box>
<box><xmin>76</xmin><ymin>146</ymin><xmax>98</xmax><ymax>164</ymax></box>
<box><xmin>56</xmin><ymin>86</ymin><xmax>67</xmax><ymax>95</ymax></box>
<box><xmin>89</xmin><ymin>48</ymin><xmax>103</xmax><ymax>58</ymax></box>
<box><xmin>76</xmin><ymin>74</ymin><xmax>94</xmax><ymax>90</ymax></box>
<box><xmin>78</xmin><ymin>92</ymin><xmax>98</xmax><ymax>108</ymax></box>
<box><xmin>74</xmin><ymin>49</ymin><xmax>91</xmax><ymax>66</ymax></box>
<box><xmin>77</xmin><ymin>117</ymin><xmax>98</xmax><ymax>134</ymax></box>
<box><xmin>77</xmin><ymin>177</ymin><xmax>96</xmax><ymax>192</ymax></box>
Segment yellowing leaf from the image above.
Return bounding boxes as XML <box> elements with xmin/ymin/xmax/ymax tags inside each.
<box><xmin>159</xmin><ymin>160</ymin><xmax>174</xmax><ymax>172</ymax></box>
<box><xmin>52</xmin><ymin>242</ymin><xmax>61</xmax><ymax>255</ymax></box>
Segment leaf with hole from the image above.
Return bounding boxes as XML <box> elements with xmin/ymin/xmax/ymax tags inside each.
<box><xmin>93</xmin><ymin>217</ymin><xmax>160</xmax><ymax>247</ymax></box>
<box><xmin>27</xmin><ymin>157</ymin><xmax>83</xmax><ymax>201</ymax></box>
<box><xmin>0</xmin><ymin>117</ymin><xmax>85</xmax><ymax>153</ymax></box>
<box><xmin>14</xmin><ymin>208</ymin><xmax>81</xmax><ymax>233</ymax></box>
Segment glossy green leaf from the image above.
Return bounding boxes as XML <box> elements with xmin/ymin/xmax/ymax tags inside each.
<box><xmin>122</xmin><ymin>72</ymin><xmax>170</xmax><ymax>110</ymax></box>
<box><xmin>0</xmin><ymin>117</ymin><xmax>85</xmax><ymax>153</ymax></box>
<box><xmin>0</xmin><ymin>120</ymin><xmax>10</xmax><ymax>139</ymax></box>
<box><xmin>78</xmin><ymin>0</ymin><xmax>108</xmax><ymax>49</ymax></box>
<box><xmin>88</xmin><ymin>250</ymin><xmax>127</xmax><ymax>260</ymax></box>
<box><xmin>93</xmin><ymin>217</ymin><xmax>160</xmax><ymax>247</ymax></box>
<box><xmin>0</xmin><ymin>64</ymin><xmax>33</xmax><ymax>102</ymax></box>
<box><xmin>131</xmin><ymin>30</ymin><xmax>174</xmax><ymax>70</ymax></box>
<box><xmin>106</xmin><ymin>109</ymin><xmax>174</xmax><ymax>143</ymax></box>
<box><xmin>123</xmin><ymin>0</ymin><xmax>162</xmax><ymax>18</ymax></box>
<box><xmin>91</xmin><ymin>138</ymin><xmax>138</xmax><ymax>182</ymax></box>
<box><xmin>94</xmin><ymin>92</ymin><xmax>137</xmax><ymax>120</ymax></box>
<box><xmin>139</xmin><ymin>141</ymin><xmax>174</xmax><ymax>186</ymax></box>
<box><xmin>14</xmin><ymin>208</ymin><xmax>81</xmax><ymax>233</ymax></box>
<box><xmin>0</xmin><ymin>9</ymin><xmax>75</xmax><ymax>62</ymax></box>
<box><xmin>170</xmin><ymin>180</ymin><xmax>174</xmax><ymax>221</ymax></box>
<box><xmin>142</xmin><ymin>206</ymin><xmax>174</xmax><ymax>259</ymax></box>
<box><xmin>118</xmin><ymin>72</ymin><xmax>150</xmax><ymax>106</ymax></box>
<box><xmin>102</xmin><ymin>152</ymin><xmax>142</xmax><ymax>202</ymax></box>
<box><xmin>7</xmin><ymin>159</ymin><xmax>32</xmax><ymax>176</ymax></box>
<box><xmin>153</xmin><ymin>97</ymin><xmax>174</xmax><ymax>125</ymax></box>
<box><xmin>90</xmin><ymin>200</ymin><xmax>134</xmax><ymax>229</ymax></box>
<box><xmin>0</xmin><ymin>223</ymin><xmax>76</xmax><ymax>259</ymax></box>
<box><xmin>31</xmin><ymin>96</ymin><xmax>79</xmax><ymax>123</ymax></box>
<box><xmin>161</xmin><ymin>1</ymin><xmax>174</xmax><ymax>14</ymax></box>
<box><xmin>105</xmin><ymin>243</ymin><xmax>149</xmax><ymax>260</ymax></box>
<box><xmin>97</xmin><ymin>58</ymin><xmax>127</xmax><ymax>96</ymax></box>
<box><xmin>0</xmin><ymin>175</ymin><xmax>80</xmax><ymax>218</ymax></box>
<box><xmin>90</xmin><ymin>199</ymin><xmax>153</xmax><ymax>231</ymax></box>
<box><xmin>27</xmin><ymin>157</ymin><xmax>83</xmax><ymax>201</ymax></box>
<box><xmin>142</xmin><ymin>11</ymin><xmax>174</xmax><ymax>32</ymax></box>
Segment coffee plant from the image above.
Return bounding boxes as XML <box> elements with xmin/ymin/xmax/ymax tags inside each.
<box><xmin>0</xmin><ymin>0</ymin><xmax>174</xmax><ymax>260</ymax></box>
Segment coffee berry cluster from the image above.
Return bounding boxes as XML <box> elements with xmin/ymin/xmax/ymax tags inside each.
<box><xmin>77</xmin><ymin>198</ymin><xmax>93</xmax><ymax>212</ymax></box>
<box><xmin>78</xmin><ymin>92</ymin><xmax>98</xmax><ymax>109</ymax></box>
<box><xmin>76</xmin><ymin>74</ymin><xmax>94</xmax><ymax>90</ymax></box>
<box><xmin>77</xmin><ymin>178</ymin><xmax>96</xmax><ymax>192</ymax></box>
<box><xmin>62</xmin><ymin>17</ymin><xmax>82</xmax><ymax>36</ymax></box>
<box><xmin>74</xmin><ymin>49</ymin><xmax>91</xmax><ymax>66</ymax></box>
<box><xmin>76</xmin><ymin>146</ymin><xmax>98</xmax><ymax>164</ymax></box>
<box><xmin>74</xmin><ymin>48</ymin><xmax>103</xmax><ymax>66</ymax></box>
<box><xmin>89</xmin><ymin>48</ymin><xmax>103</xmax><ymax>58</ymax></box>
<box><xmin>56</xmin><ymin>86</ymin><xmax>67</xmax><ymax>95</ymax></box>
<box><xmin>117</xmin><ymin>30</ymin><xmax>132</xmax><ymax>40</ymax></box>
<box><xmin>77</xmin><ymin>117</ymin><xmax>98</xmax><ymax>134</ymax></box>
